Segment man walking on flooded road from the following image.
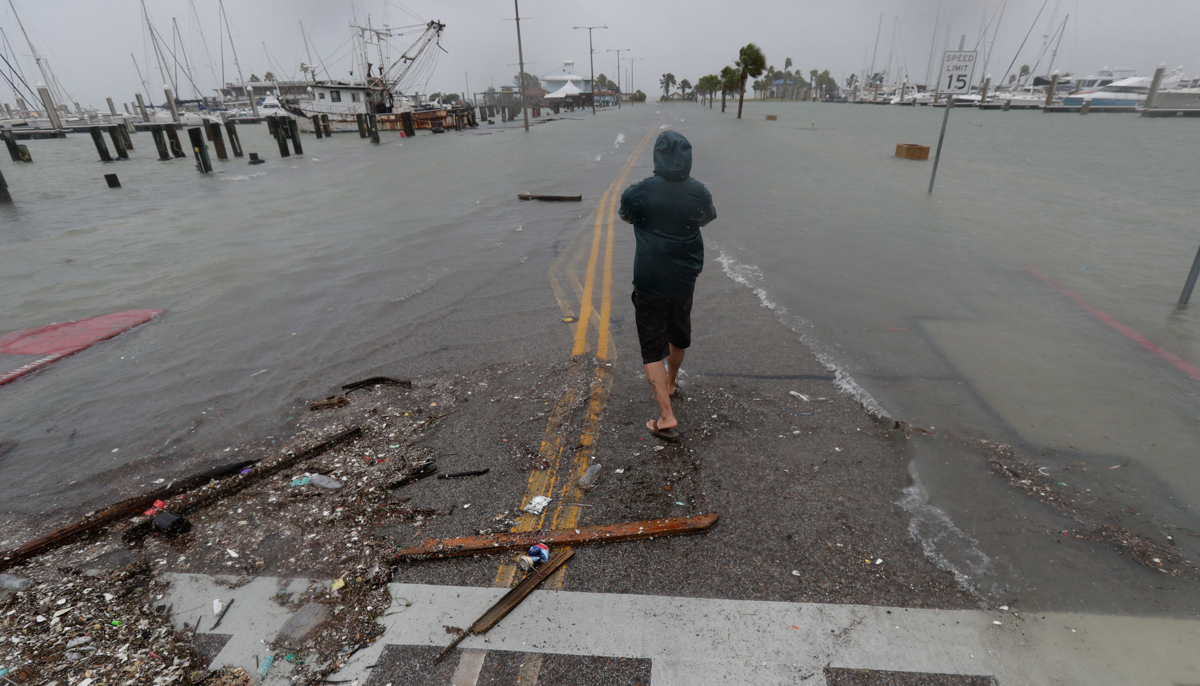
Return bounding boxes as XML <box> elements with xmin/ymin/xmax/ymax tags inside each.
<box><xmin>619</xmin><ymin>130</ymin><xmax>717</xmax><ymax>441</ymax></box>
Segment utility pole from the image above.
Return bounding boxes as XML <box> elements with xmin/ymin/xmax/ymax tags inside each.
<box><xmin>606</xmin><ymin>48</ymin><xmax>628</xmax><ymax>108</ymax></box>
<box><xmin>624</xmin><ymin>57</ymin><xmax>643</xmax><ymax>102</ymax></box>
<box><xmin>514</xmin><ymin>0</ymin><xmax>529</xmax><ymax>131</ymax></box>
<box><xmin>573</xmin><ymin>25</ymin><xmax>607</xmax><ymax>114</ymax></box>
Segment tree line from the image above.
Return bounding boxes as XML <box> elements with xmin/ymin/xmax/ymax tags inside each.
<box><xmin>661</xmin><ymin>45</ymin><xmax>842</xmax><ymax>118</ymax></box>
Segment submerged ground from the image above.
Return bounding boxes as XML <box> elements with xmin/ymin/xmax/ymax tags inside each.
<box><xmin>1</xmin><ymin>102</ymin><xmax>1198</xmax><ymax>684</ymax></box>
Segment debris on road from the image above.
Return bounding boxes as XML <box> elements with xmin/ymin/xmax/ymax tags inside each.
<box><xmin>341</xmin><ymin>376</ymin><xmax>412</xmax><ymax>393</ymax></box>
<box><xmin>522</xmin><ymin>495</ymin><xmax>552</xmax><ymax>515</ymax></box>
<box><xmin>517</xmin><ymin>193</ymin><xmax>582</xmax><ymax>202</ymax></box>
<box><xmin>434</xmin><ymin>548</ymin><xmax>575</xmax><ymax>663</ymax></box>
<box><xmin>310</xmin><ymin>396</ymin><xmax>350</xmax><ymax>411</ymax></box>
<box><xmin>437</xmin><ymin>468</ymin><xmax>490</xmax><ymax>480</ymax></box>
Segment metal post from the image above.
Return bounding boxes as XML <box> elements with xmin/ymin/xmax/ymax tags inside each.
<box><xmin>187</xmin><ymin>127</ymin><xmax>212</xmax><ymax>173</ymax></box>
<box><xmin>1141</xmin><ymin>64</ymin><xmax>1167</xmax><ymax>117</ymax></box>
<box><xmin>164</xmin><ymin>87</ymin><xmax>180</xmax><ymax>123</ymax></box>
<box><xmin>514</xmin><ymin>0</ymin><xmax>530</xmax><ymax>132</ymax></box>
<box><xmin>90</xmin><ymin>126</ymin><xmax>113</xmax><ymax>162</ymax></box>
<box><xmin>135</xmin><ymin>93</ymin><xmax>150</xmax><ymax>122</ymax></box>
<box><xmin>1179</xmin><ymin>243</ymin><xmax>1200</xmax><ymax>305</ymax></box>
<box><xmin>37</xmin><ymin>85</ymin><xmax>61</xmax><ymax>130</ymax></box>
<box><xmin>927</xmin><ymin>97</ymin><xmax>954</xmax><ymax>194</ymax></box>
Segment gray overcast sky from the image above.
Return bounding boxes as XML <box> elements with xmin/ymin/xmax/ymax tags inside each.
<box><xmin>3</xmin><ymin>0</ymin><xmax>1197</xmax><ymax>108</ymax></box>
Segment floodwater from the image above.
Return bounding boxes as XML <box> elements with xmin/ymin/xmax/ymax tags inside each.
<box><xmin>2</xmin><ymin>103</ymin><xmax>1199</xmax><ymax>603</ymax></box>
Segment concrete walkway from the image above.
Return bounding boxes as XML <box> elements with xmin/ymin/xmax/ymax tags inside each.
<box><xmin>162</xmin><ymin>572</ymin><xmax>1200</xmax><ymax>686</ymax></box>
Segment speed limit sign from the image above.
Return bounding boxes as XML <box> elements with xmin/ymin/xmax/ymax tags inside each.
<box><xmin>937</xmin><ymin>51</ymin><xmax>977</xmax><ymax>94</ymax></box>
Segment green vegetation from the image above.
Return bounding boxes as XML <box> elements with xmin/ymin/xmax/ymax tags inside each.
<box><xmin>659</xmin><ymin>73</ymin><xmax>676</xmax><ymax>99</ymax></box>
<box><xmin>735</xmin><ymin>43</ymin><xmax>766</xmax><ymax>118</ymax></box>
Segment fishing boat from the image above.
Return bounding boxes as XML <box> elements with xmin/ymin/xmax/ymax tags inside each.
<box><xmin>279</xmin><ymin>19</ymin><xmax>450</xmax><ymax>133</ymax></box>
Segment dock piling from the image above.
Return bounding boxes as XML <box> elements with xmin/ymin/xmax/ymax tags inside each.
<box><xmin>108</xmin><ymin>126</ymin><xmax>129</xmax><ymax>159</ymax></box>
<box><xmin>356</xmin><ymin>113</ymin><xmax>367</xmax><ymax>138</ymax></box>
<box><xmin>368</xmin><ymin>113</ymin><xmax>380</xmax><ymax>144</ymax></box>
<box><xmin>1179</xmin><ymin>243</ymin><xmax>1200</xmax><ymax>306</ymax></box>
<box><xmin>267</xmin><ymin>117</ymin><xmax>290</xmax><ymax>157</ymax></box>
<box><xmin>321</xmin><ymin>114</ymin><xmax>331</xmax><ymax>136</ymax></box>
<box><xmin>150</xmin><ymin>125</ymin><xmax>170</xmax><ymax>160</ymax></box>
<box><xmin>118</xmin><ymin>119</ymin><xmax>134</xmax><ymax>149</ymax></box>
<box><xmin>186</xmin><ymin>127</ymin><xmax>212</xmax><ymax>173</ymax></box>
<box><xmin>1141</xmin><ymin>64</ymin><xmax>1167</xmax><ymax>117</ymax></box>
<box><xmin>166</xmin><ymin>127</ymin><xmax>186</xmax><ymax>158</ymax></box>
<box><xmin>401</xmin><ymin>111</ymin><xmax>415</xmax><ymax>138</ymax></box>
<box><xmin>1042</xmin><ymin>73</ymin><xmax>1060</xmax><ymax>110</ymax></box>
<box><xmin>2</xmin><ymin>130</ymin><xmax>24</xmax><ymax>162</ymax></box>
<box><xmin>0</xmin><ymin>167</ymin><xmax>10</xmax><ymax>203</ymax></box>
<box><xmin>286</xmin><ymin>118</ymin><xmax>304</xmax><ymax>154</ymax></box>
<box><xmin>106</xmin><ymin>97</ymin><xmax>117</xmax><ymax>117</ymax></box>
<box><xmin>135</xmin><ymin>93</ymin><xmax>150</xmax><ymax>122</ymax></box>
<box><xmin>164</xmin><ymin>87</ymin><xmax>181</xmax><ymax>123</ymax></box>
<box><xmin>89</xmin><ymin>127</ymin><xmax>113</xmax><ymax>162</ymax></box>
<box><xmin>104</xmin><ymin>173</ymin><xmax>120</xmax><ymax>188</ymax></box>
<box><xmin>224</xmin><ymin>121</ymin><xmax>243</xmax><ymax>157</ymax></box>
<box><xmin>1080</xmin><ymin>99</ymin><xmax>1091</xmax><ymax>115</ymax></box>
<box><xmin>979</xmin><ymin>77</ymin><xmax>990</xmax><ymax>108</ymax></box>
<box><xmin>207</xmin><ymin>121</ymin><xmax>228</xmax><ymax>160</ymax></box>
<box><xmin>312</xmin><ymin>115</ymin><xmax>323</xmax><ymax>139</ymax></box>
<box><xmin>37</xmin><ymin>86</ymin><xmax>62</xmax><ymax>131</ymax></box>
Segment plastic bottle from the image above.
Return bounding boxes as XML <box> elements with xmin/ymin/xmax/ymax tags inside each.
<box><xmin>257</xmin><ymin>654</ymin><xmax>275</xmax><ymax>680</ymax></box>
<box><xmin>578</xmin><ymin>463</ymin><xmax>602</xmax><ymax>491</ymax></box>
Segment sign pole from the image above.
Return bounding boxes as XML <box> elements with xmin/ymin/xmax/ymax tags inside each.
<box><xmin>927</xmin><ymin>39</ymin><xmax>974</xmax><ymax>195</ymax></box>
<box><xmin>928</xmin><ymin>99</ymin><xmax>953</xmax><ymax>193</ymax></box>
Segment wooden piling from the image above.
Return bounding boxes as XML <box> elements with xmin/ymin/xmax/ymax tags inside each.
<box><xmin>166</xmin><ymin>126</ymin><xmax>186</xmax><ymax>158</ymax></box>
<box><xmin>117</xmin><ymin>120</ymin><xmax>134</xmax><ymax>150</ymax></box>
<box><xmin>107</xmin><ymin>125</ymin><xmax>129</xmax><ymax>159</ymax></box>
<box><xmin>106</xmin><ymin>97</ymin><xmax>117</xmax><ymax>116</ymax></box>
<box><xmin>356</xmin><ymin>113</ymin><xmax>367</xmax><ymax>138</ymax></box>
<box><xmin>89</xmin><ymin>126</ymin><xmax>113</xmax><ymax>162</ymax></box>
<box><xmin>150</xmin><ymin>125</ymin><xmax>170</xmax><ymax>160</ymax></box>
<box><xmin>16</xmin><ymin>145</ymin><xmax>30</xmax><ymax>162</ymax></box>
<box><xmin>286</xmin><ymin>118</ymin><xmax>304</xmax><ymax>154</ymax></box>
<box><xmin>268</xmin><ymin>117</ymin><xmax>290</xmax><ymax>157</ymax></box>
<box><xmin>1080</xmin><ymin>99</ymin><xmax>1091</xmax><ymax>115</ymax></box>
<box><xmin>207</xmin><ymin>121</ymin><xmax>228</xmax><ymax>160</ymax></box>
<box><xmin>1141</xmin><ymin>65</ymin><xmax>1167</xmax><ymax>117</ymax></box>
<box><xmin>224</xmin><ymin>121</ymin><xmax>243</xmax><ymax>157</ymax></box>
<box><xmin>1042</xmin><ymin>73</ymin><xmax>1060</xmax><ymax>110</ymax></box>
<box><xmin>401</xmin><ymin>110</ymin><xmax>415</xmax><ymax>137</ymax></box>
<box><xmin>312</xmin><ymin>115</ymin><xmax>324</xmax><ymax>138</ymax></box>
<box><xmin>104</xmin><ymin>173</ymin><xmax>120</xmax><ymax>188</ymax></box>
<box><xmin>1003</xmin><ymin>99</ymin><xmax>1011</xmax><ymax>111</ymax></box>
<box><xmin>135</xmin><ymin>93</ymin><xmax>150</xmax><ymax>122</ymax></box>
<box><xmin>979</xmin><ymin>77</ymin><xmax>991</xmax><ymax>108</ymax></box>
<box><xmin>1</xmin><ymin>130</ymin><xmax>23</xmax><ymax>162</ymax></box>
<box><xmin>164</xmin><ymin>87</ymin><xmax>180</xmax><ymax>123</ymax></box>
<box><xmin>187</xmin><ymin>127</ymin><xmax>212</xmax><ymax>173</ymax></box>
<box><xmin>321</xmin><ymin>114</ymin><xmax>331</xmax><ymax>136</ymax></box>
<box><xmin>369</xmin><ymin>113</ymin><xmax>380</xmax><ymax>144</ymax></box>
<box><xmin>0</xmin><ymin>166</ymin><xmax>10</xmax><ymax>203</ymax></box>
<box><xmin>37</xmin><ymin>86</ymin><xmax>62</xmax><ymax>131</ymax></box>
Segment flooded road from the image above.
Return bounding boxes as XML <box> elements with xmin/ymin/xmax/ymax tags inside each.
<box><xmin>1</xmin><ymin>102</ymin><xmax>1198</xmax><ymax>617</ymax></box>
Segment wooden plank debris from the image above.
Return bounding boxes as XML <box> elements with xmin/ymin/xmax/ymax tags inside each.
<box><xmin>310</xmin><ymin>396</ymin><xmax>349</xmax><ymax>411</ymax></box>
<box><xmin>393</xmin><ymin>513</ymin><xmax>719</xmax><ymax>561</ymax></box>
<box><xmin>342</xmin><ymin>376</ymin><xmax>412</xmax><ymax>393</ymax></box>
<box><xmin>434</xmin><ymin>548</ymin><xmax>575</xmax><ymax>663</ymax></box>
<box><xmin>517</xmin><ymin>193</ymin><xmax>582</xmax><ymax>202</ymax></box>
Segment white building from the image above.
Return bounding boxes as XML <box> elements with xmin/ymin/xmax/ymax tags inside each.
<box><xmin>540</xmin><ymin>61</ymin><xmax>591</xmax><ymax>93</ymax></box>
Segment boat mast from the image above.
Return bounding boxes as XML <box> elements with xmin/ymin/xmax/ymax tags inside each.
<box><xmin>131</xmin><ymin>53</ymin><xmax>150</xmax><ymax>98</ymax></box>
<box><xmin>1044</xmin><ymin>15</ymin><xmax>1068</xmax><ymax>77</ymax></box>
<box><xmin>6</xmin><ymin>0</ymin><xmax>59</xmax><ymax>100</ymax></box>
<box><xmin>218</xmin><ymin>0</ymin><xmax>248</xmax><ymax>101</ymax></box>
<box><xmin>981</xmin><ymin>0</ymin><xmax>1007</xmax><ymax>87</ymax></box>
<box><xmin>925</xmin><ymin>4</ymin><xmax>940</xmax><ymax>88</ymax></box>
<box><xmin>868</xmin><ymin>12</ymin><xmax>883</xmax><ymax>86</ymax></box>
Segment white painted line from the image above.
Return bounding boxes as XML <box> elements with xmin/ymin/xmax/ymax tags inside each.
<box><xmin>163</xmin><ymin>574</ymin><xmax>1200</xmax><ymax>686</ymax></box>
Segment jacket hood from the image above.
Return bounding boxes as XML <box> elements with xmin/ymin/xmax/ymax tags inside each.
<box><xmin>652</xmin><ymin>130</ymin><xmax>692</xmax><ymax>181</ymax></box>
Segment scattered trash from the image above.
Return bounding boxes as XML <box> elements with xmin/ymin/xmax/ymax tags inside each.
<box><xmin>213</xmin><ymin>599</ymin><xmax>225</xmax><ymax>615</ymax></box>
<box><xmin>791</xmin><ymin>570</ymin><xmax>801</xmax><ymax>577</ymax></box>
<box><xmin>0</xmin><ymin>573</ymin><xmax>33</xmax><ymax>591</ymax></box>
<box><xmin>331</xmin><ymin>578</ymin><xmax>346</xmax><ymax>591</ymax></box>
<box><xmin>342</xmin><ymin>376</ymin><xmax>412</xmax><ymax>393</ymax></box>
<box><xmin>615</xmin><ymin>468</ymin><xmax>624</xmax><ymax>474</ymax></box>
<box><xmin>992</xmin><ymin>621</ymin><xmax>1002</xmax><ymax>626</ymax></box>
<box><xmin>578</xmin><ymin>463</ymin><xmax>602</xmax><ymax>491</ymax></box>
<box><xmin>522</xmin><ymin>495</ymin><xmax>551</xmax><ymax>515</ymax></box>
<box><xmin>517</xmin><ymin>193</ymin><xmax>582</xmax><ymax>202</ymax></box>
<box><xmin>153</xmin><ymin>511</ymin><xmax>192</xmax><ymax>536</ymax></box>
<box><xmin>256</xmin><ymin>654</ymin><xmax>275</xmax><ymax>680</ymax></box>
<box><xmin>438</xmin><ymin>469</ymin><xmax>490</xmax><ymax>480</ymax></box>
<box><xmin>463</xmin><ymin>504</ymin><xmax>471</xmax><ymax>509</ymax></box>
<box><xmin>310</xmin><ymin>396</ymin><xmax>350</xmax><ymax>411</ymax></box>
<box><xmin>291</xmin><ymin>476</ymin><xmax>312</xmax><ymax>487</ymax></box>
<box><xmin>143</xmin><ymin>499</ymin><xmax>169</xmax><ymax>516</ymax></box>
<box><xmin>308</xmin><ymin>473</ymin><xmax>343</xmax><ymax>489</ymax></box>
<box><xmin>789</xmin><ymin>391</ymin><xmax>810</xmax><ymax>401</ymax></box>
<box><xmin>226</xmin><ymin>548</ymin><xmax>239</xmax><ymax>558</ymax></box>
<box><xmin>517</xmin><ymin>543</ymin><xmax>550</xmax><ymax>570</ymax></box>
<box><xmin>675</xmin><ymin>501</ymin><xmax>686</xmax><ymax>506</ymax></box>
<box><xmin>212</xmin><ymin>598</ymin><xmax>234</xmax><ymax>630</ymax></box>
<box><xmin>875</xmin><ymin>558</ymin><xmax>883</xmax><ymax>565</ymax></box>
<box><xmin>999</xmin><ymin>605</ymin><xmax>1009</xmax><ymax>611</ymax></box>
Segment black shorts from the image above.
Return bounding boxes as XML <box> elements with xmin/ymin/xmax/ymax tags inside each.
<box><xmin>632</xmin><ymin>291</ymin><xmax>693</xmax><ymax>364</ymax></box>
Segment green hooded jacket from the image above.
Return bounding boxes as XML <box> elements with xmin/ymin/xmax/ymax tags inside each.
<box><xmin>618</xmin><ymin>131</ymin><xmax>717</xmax><ymax>298</ymax></box>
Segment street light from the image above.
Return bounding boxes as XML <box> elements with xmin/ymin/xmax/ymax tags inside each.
<box><xmin>572</xmin><ymin>25</ymin><xmax>607</xmax><ymax>114</ymax></box>
<box><xmin>605</xmin><ymin>48</ymin><xmax>629</xmax><ymax>109</ymax></box>
<box><xmin>623</xmin><ymin>57</ymin><xmax>643</xmax><ymax>102</ymax></box>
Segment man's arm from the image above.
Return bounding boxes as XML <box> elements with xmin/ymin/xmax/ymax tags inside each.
<box><xmin>697</xmin><ymin>186</ymin><xmax>717</xmax><ymax>227</ymax></box>
<box><xmin>618</xmin><ymin>183</ymin><xmax>638</xmax><ymax>224</ymax></box>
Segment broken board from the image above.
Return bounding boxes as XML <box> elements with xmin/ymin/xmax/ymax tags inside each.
<box><xmin>0</xmin><ymin>309</ymin><xmax>163</xmax><ymax>386</ymax></box>
<box><xmin>517</xmin><ymin>193</ymin><xmax>582</xmax><ymax>202</ymax></box>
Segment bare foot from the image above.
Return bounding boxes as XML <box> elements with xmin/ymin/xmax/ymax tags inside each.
<box><xmin>647</xmin><ymin>417</ymin><xmax>677</xmax><ymax>431</ymax></box>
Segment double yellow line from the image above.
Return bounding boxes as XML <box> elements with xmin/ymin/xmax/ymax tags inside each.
<box><xmin>493</xmin><ymin>129</ymin><xmax>654</xmax><ymax>588</ymax></box>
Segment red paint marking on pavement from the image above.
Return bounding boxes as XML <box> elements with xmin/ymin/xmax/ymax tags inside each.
<box><xmin>1024</xmin><ymin>266</ymin><xmax>1200</xmax><ymax>384</ymax></box>
<box><xmin>0</xmin><ymin>309</ymin><xmax>164</xmax><ymax>386</ymax></box>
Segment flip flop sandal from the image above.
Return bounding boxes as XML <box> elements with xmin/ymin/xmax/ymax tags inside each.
<box><xmin>648</xmin><ymin>420</ymin><xmax>680</xmax><ymax>442</ymax></box>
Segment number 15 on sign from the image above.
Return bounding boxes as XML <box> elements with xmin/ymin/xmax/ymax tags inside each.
<box><xmin>928</xmin><ymin>50</ymin><xmax>977</xmax><ymax>193</ymax></box>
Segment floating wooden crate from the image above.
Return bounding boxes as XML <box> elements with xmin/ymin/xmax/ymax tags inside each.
<box><xmin>765</xmin><ymin>114</ymin><xmax>778</xmax><ymax>121</ymax></box>
<box><xmin>895</xmin><ymin>143</ymin><xmax>929</xmax><ymax>160</ymax></box>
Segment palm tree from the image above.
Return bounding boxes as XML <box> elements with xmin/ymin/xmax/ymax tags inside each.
<box><xmin>679</xmin><ymin>79</ymin><xmax>691</xmax><ymax>99</ymax></box>
<box><xmin>810</xmin><ymin>69</ymin><xmax>818</xmax><ymax>100</ymax></box>
<box><xmin>697</xmin><ymin>74</ymin><xmax>720</xmax><ymax>108</ymax></box>
<box><xmin>784</xmin><ymin>57</ymin><xmax>794</xmax><ymax>97</ymax></box>
<box><xmin>735</xmin><ymin>43</ymin><xmax>766</xmax><ymax>119</ymax></box>
<box><xmin>720</xmin><ymin>66</ymin><xmax>738</xmax><ymax>113</ymax></box>
<box><xmin>659</xmin><ymin>73</ymin><xmax>676</xmax><ymax>98</ymax></box>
